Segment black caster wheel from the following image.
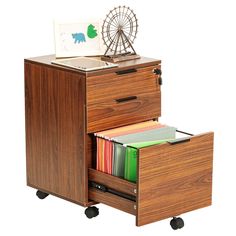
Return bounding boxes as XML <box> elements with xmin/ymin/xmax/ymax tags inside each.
<box><xmin>84</xmin><ymin>206</ymin><xmax>99</xmax><ymax>219</ymax></box>
<box><xmin>170</xmin><ymin>217</ymin><xmax>184</xmax><ymax>230</ymax></box>
<box><xmin>36</xmin><ymin>190</ymin><xmax>49</xmax><ymax>199</ymax></box>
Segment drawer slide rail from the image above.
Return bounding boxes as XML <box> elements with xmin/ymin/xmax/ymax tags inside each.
<box><xmin>89</xmin><ymin>181</ymin><xmax>136</xmax><ymax>202</ymax></box>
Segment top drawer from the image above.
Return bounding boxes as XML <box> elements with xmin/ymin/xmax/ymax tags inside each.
<box><xmin>86</xmin><ymin>64</ymin><xmax>161</xmax><ymax>105</ymax></box>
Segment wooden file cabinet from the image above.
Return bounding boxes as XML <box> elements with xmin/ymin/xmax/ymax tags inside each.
<box><xmin>25</xmin><ymin>55</ymin><xmax>214</xmax><ymax>227</ymax></box>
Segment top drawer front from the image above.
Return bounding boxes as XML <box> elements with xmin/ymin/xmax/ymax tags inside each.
<box><xmin>86</xmin><ymin>65</ymin><xmax>161</xmax><ymax>105</ymax></box>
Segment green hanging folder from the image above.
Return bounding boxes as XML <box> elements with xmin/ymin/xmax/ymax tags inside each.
<box><xmin>124</xmin><ymin>147</ymin><xmax>137</xmax><ymax>183</ymax></box>
<box><xmin>124</xmin><ymin>139</ymin><xmax>175</xmax><ymax>182</ymax></box>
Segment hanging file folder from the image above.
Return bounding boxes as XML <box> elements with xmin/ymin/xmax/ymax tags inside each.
<box><xmin>95</xmin><ymin>121</ymin><xmax>177</xmax><ymax>183</ymax></box>
<box><xmin>112</xmin><ymin>143</ymin><xmax>126</xmax><ymax>177</ymax></box>
<box><xmin>124</xmin><ymin>139</ymin><xmax>173</xmax><ymax>182</ymax></box>
<box><xmin>124</xmin><ymin>147</ymin><xmax>137</xmax><ymax>182</ymax></box>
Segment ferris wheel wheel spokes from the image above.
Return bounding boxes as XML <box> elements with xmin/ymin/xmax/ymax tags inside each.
<box><xmin>101</xmin><ymin>6</ymin><xmax>140</xmax><ymax>62</ymax></box>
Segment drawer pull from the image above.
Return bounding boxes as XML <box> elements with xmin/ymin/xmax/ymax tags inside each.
<box><xmin>116</xmin><ymin>68</ymin><xmax>137</xmax><ymax>75</ymax></box>
<box><xmin>116</xmin><ymin>96</ymin><xmax>137</xmax><ymax>103</ymax></box>
<box><xmin>168</xmin><ymin>137</ymin><xmax>190</xmax><ymax>145</ymax></box>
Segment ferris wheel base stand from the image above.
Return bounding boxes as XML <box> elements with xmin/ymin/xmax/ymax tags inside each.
<box><xmin>101</xmin><ymin>53</ymin><xmax>140</xmax><ymax>63</ymax></box>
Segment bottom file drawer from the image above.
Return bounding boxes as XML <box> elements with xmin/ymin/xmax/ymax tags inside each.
<box><xmin>136</xmin><ymin>132</ymin><xmax>214</xmax><ymax>226</ymax></box>
<box><xmin>88</xmin><ymin>131</ymin><xmax>214</xmax><ymax>226</ymax></box>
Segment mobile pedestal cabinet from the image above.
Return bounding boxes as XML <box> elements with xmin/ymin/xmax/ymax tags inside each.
<box><xmin>24</xmin><ymin>55</ymin><xmax>214</xmax><ymax>228</ymax></box>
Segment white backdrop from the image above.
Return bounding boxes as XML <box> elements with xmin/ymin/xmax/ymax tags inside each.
<box><xmin>0</xmin><ymin>0</ymin><xmax>235</xmax><ymax>235</ymax></box>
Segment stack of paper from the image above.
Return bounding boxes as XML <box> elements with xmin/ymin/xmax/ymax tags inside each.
<box><xmin>95</xmin><ymin>121</ymin><xmax>176</xmax><ymax>183</ymax></box>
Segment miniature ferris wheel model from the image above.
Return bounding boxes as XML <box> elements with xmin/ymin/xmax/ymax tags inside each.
<box><xmin>101</xmin><ymin>6</ymin><xmax>140</xmax><ymax>62</ymax></box>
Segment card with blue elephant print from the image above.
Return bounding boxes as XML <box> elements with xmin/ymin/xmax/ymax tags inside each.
<box><xmin>54</xmin><ymin>19</ymin><xmax>105</xmax><ymax>58</ymax></box>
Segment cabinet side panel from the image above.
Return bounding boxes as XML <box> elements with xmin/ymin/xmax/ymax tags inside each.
<box><xmin>25</xmin><ymin>62</ymin><xmax>87</xmax><ymax>204</ymax></box>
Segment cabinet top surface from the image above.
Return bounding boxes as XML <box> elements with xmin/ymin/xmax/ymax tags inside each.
<box><xmin>25</xmin><ymin>55</ymin><xmax>161</xmax><ymax>76</ymax></box>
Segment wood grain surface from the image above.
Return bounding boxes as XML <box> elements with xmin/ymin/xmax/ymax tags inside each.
<box><xmin>25</xmin><ymin>55</ymin><xmax>161</xmax><ymax>77</ymax></box>
<box><xmin>25</xmin><ymin>55</ymin><xmax>214</xmax><ymax>228</ymax></box>
<box><xmin>87</xmin><ymin>91</ymin><xmax>161</xmax><ymax>133</ymax></box>
<box><xmin>25</xmin><ymin>61</ymin><xmax>90</xmax><ymax>205</ymax></box>
<box><xmin>86</xmin><ymin>65</ymin><xmax>161</xmax><ymax>105</ymax></box>
<box><xmin>88</xmin><ymin>168</ymin><xmax>137</xmax><ymax>196</ymax></box>
<box><xmin>136</xmin><ymin>132</ymin><xmax>214</xmax><ymax>226</ymax></box>
<box><xmin>89</xmin><ymin>188</ymin><xmax>136</xmax><ymax>215</ymax></box>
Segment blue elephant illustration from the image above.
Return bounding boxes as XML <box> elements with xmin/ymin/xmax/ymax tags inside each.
<box><xmin>72</xmin><ymin>33</ymin><xmax>86</xmax><ymax>44</ymax></box>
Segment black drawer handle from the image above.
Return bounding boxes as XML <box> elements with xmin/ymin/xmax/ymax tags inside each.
<box><xmin>116</xmin><ymin>68</ymin><xmax>137</xmax><ymax>75</ymax></box>
<box><xmin>115</xmin><ymin>96</ymin><xmax>137</xmax><ymax>103</ymax></box>
<box><xmin>168</xmin><ymin>137</ymin><xmax>190</xmax><ymax>145</ymax></box>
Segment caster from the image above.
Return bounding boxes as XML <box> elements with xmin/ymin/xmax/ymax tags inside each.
<box><xmin>36</xmin><ymin>190</ymin><xmax>49</xmax><ymax>199</ymax></box>
<box><xmin>170</xmin><ymin>217</ymin><xmax>184</xmax><ymax>230</ymax></box>
<box><xmin>84</xmin><ymin>206</ymin><xmax>99</xmax><ymax>219</ymax></box>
